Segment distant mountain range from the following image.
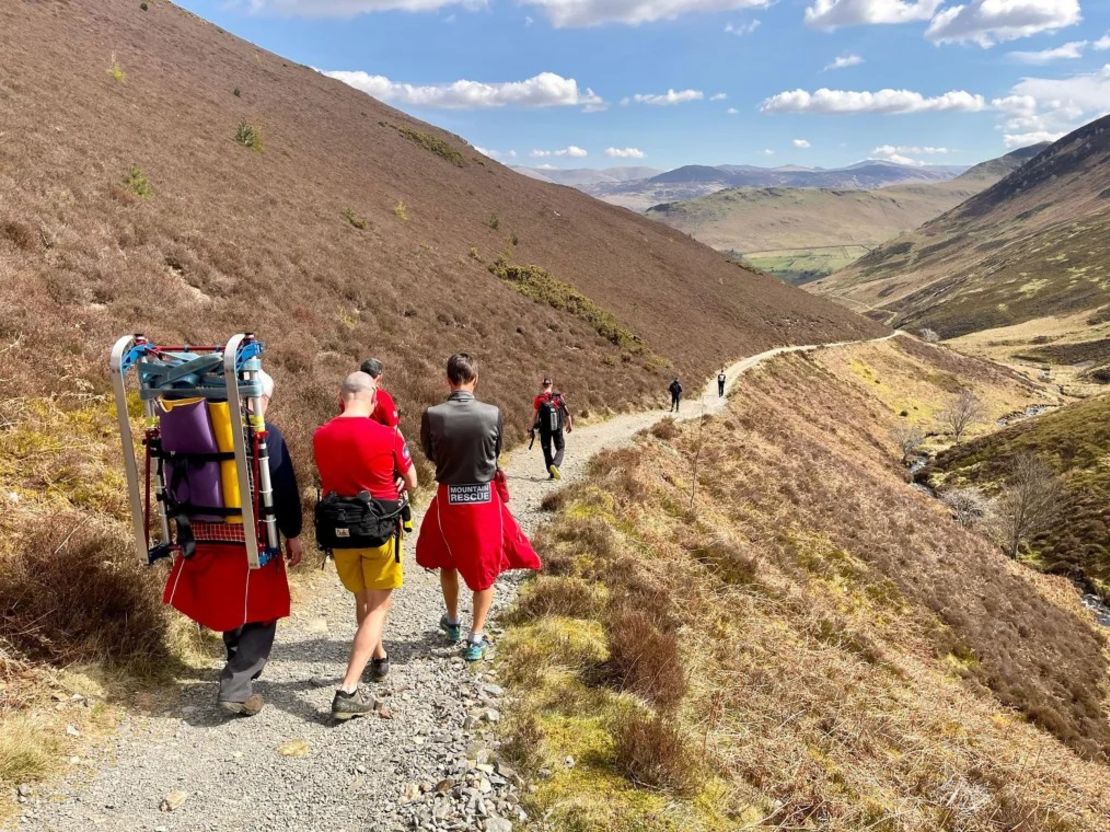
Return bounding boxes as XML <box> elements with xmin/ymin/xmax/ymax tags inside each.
<box><xmin>643</xmin><ymin>145</ymin><xmax>1046</xmax><ymax>283</ymax></box>
<box><xmin>515</xmin><ymin>160</ymin><xmax>970</xmax><ymax>212</ymax></box>
<box><xmin>813</xmin><ymin>114</ymin><xmax>1110</xmax><ymax>339</ymax></box>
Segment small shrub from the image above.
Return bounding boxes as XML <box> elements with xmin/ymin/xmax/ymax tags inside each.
<box><xmin>393</xmin><ymin>200</ymin><xmax>409</xmax><ymax>221</ymax></box>
<box><xmin>234</xmin><ymin>120</ymin><xmax>263</xmax><ymax>152</ymax></box>
<box><xmin>107</xmin><ymin>53</ymin><xmax>125</xmax><ymax>83</ymax></box>
<box><xmin>1</xmin><ymin>221</ymin><xmax>39</xmax><ymax>252</ymax></box>
<box><xmin>123</xmin><ymin>165</ymin><xmax>152</xmax><ymax>198</ymax></box>
<box><xmin>394</xmin><ymin>125</ymin><xmax>465</xmax><ymax>167</ymax></box>
<box><xmin>605</xmin><ymin>606</ymin><xmax>686</xmax><ymax>710</ymax></box>
<box><xmin>612</xmin><ymin>710</ymin><xmax>699</xmax><ymax>795</ymax></box>
<box><xmin>468</xmin><ymin>246</ymin><xmax>481</xmax><ymax>261</ymax></box>
<box><xmin>140</xmin><ymin>1</ymin><xmax>148</xmax><ymax>9</ymax></box>
<box><xmin>342</xmin><ymin>208</ymin><xmax>368</xmax><ymax>230</ymax></box>
<box><xmin>511</xmin><ymin>577</ymin><xmax>599</xmax><ymax>622</ymax></box>
<box><xmin>232</xmin><ymin>86</ymin><xmax>241</xmax><ymax>97</ymax></box>
<box><xmin>501</xmin><ymin>713</ymin><xmax>544</xmax><ymax>771</ymax></box>
<box><xmin>539</xmin><ymin>488</ymin><xmax>569</xmax><ymax>513</ymax></box>
<box><xmin>510</xmin><ymin>232</ymin><xmax>519</xmax><ymax>246</ymax></box>
<box><xmin>650</xmin><ymin>418</ymin><xmax>678</xmax><ymax>441</ymax></box>
<box><xmin>487</xmin><ymin>214</ymin><xmax>500</xmax><ymax>230</ymax></box>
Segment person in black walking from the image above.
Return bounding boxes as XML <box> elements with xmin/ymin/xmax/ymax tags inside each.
<box><xmin>668</xmin><ymin>377</ymin><xmax>683</xmax><ymax>412</ymax></box>
<box><xmin>530</xmin><ymin>378</ymin><xmax>572</xmax><ymax>480</ymax></box>
<box><xmin>717</xmin><ymin>369</ymin><xmax>726</xmax><ymax>398</ymax></box>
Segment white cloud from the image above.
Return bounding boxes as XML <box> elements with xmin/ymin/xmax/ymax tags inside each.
<box><xmin>724</xmin><ymin>19</ymin><xmax>761</xmax><ymax>35</ymax></box>
<box><xmin>605</xmin><ymin>146</ymin><xmax>647</xmax><ymax>158</ymax></box>
<box><xmin>825</xmin><ymin>53</ymin><xmax>865</xmax><ymax>70</ymax></box>
<box><xmin>926</xmin><ymin>0</ymin><xmax>1082</xmax><ymax>48</ymax></box>
<box><xmin>525</xmin><ymin>14</ymin><xmax>535</xmax><ymax>24</ymax></box>
<box><xmin>622</xmin><ymin>88</ymin><xmax>705</xmax><ymax>106</ymax></box>
<box><xmin>1008</xmin><ymin>40</ymin><xmax>1086</xmax><ymax>63</ymax></box>
<box><xmin>324</xmin><ymin>70</ymin><xmax>604</xmax><ymax>110</ymax></box>
<box><xmin>520</xmin><ymin>0</ymin><xmax>772</xmax><ymax>28</ymax></box>
<box><xmin>763</xmin><ymin>148</ymin><xmax>775</xmax><ymax>155</ymax></box>
<box><xmin>873</xmin><ymin>144</ymin><xmax>951</xmax><ymax>155</ymax></box>
<box><xmin>474</xmin><ymin>145</ymin><xmax>500</xmax><ymax>158</ymax></box>
<box><xmin>793</xmin><ymin>138</ymin><xmax>812</xmax><ymax>148</ymax></box>
<box><xmin>727</xmin><ymin>107</ymin><xmax>740</xmax><ymax>114</ymax></box>
<box><xmin>710</xmin><ymin>92</ymin><xmax>728</xmax><ymax>101</ymax></box>
<box><xmin>1002</xmin><ymin>129</ymin><xmax>1065</xmax><ymax>147</ymax></box>
<box><xmin>761</xmin><ymin>87</ymin><xmax>986</xmax><ymax>114</ymax></box>
<box><xmin>805</xmin><ymin>0</ymin><xmax>941</xmax><ymax>30</ymax></box>
<box><xmin>1096</xmin><ymin>33</ymin><xmax>1110</xmax><ymax>50</ymax></box>
<box><xmin>531</xmin><ymin>145</ymin><xmax>589</xmax><ymax>157</ymax></box>
<box><xmin>244</xmin><ymin>0</ymin><xmax>484</xmax><ymax>14</ymax></box>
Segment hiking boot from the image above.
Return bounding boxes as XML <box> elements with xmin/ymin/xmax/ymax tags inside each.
<box><xmin>440</xmin><ymin>614</ymin><xmax>461</xmax><ymax>644</ymax></box>
<box><xmin>464</xmin><ymin>637</ymin><xmax>487</xmax><ymax>663</ymax></box>
<box><xmin>403</xmin><ymin>519</ymin><xmax>414</xmax><ymax>534</ymax></box>
<box><xmin>548</xmin><ymin>464</ymin><xmax>561</xmax><ymax>480</ymax></box>
<box><xmin>369</xmin><ymin>654</ymin><xmax>390</xmax><ymax>681</ymax></box>
<box><xmin>331</xmin><ymin>687</ymin><xmax>375</xmax><ymax>721</ymax></box>
<box><xmin>219</xmin><ymin>693</ymin><xmax>264</xmax><ymax>717</ymax></box>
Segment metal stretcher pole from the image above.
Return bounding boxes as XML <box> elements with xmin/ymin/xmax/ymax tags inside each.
<box><xmin>238</xmin><ymin>333</ymin><xmax>279</xmax><ymax>557</ymax></box>
<box><xmin>110</xmin><ymin>335</ymin><xmax>148</xmax><ymax>563</ymax></box>
<box><xmin>223</xmin><ymin>333</ymin><xmax>261</xmax><ymax>569</ymax></box>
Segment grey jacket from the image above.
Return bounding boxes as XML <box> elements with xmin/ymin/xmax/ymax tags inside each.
<box><xmin>420</xmin><ymin>391</ymin><xmax>503</xmax><ymax>485</ymax></box>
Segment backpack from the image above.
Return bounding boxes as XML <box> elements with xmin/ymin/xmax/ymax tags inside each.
<box><xmin>315</xmin><ymin>491</ymin><xmax>404</xmax><ymax>560</ymax></box>
<box><xmin>537</xmin><ymin>393</ymin><xmax>566</xmax><ymax>433</ymax></box>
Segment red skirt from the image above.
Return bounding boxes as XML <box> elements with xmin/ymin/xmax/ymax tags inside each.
<box><xmin>416</xmin><ymin>480</ymin><xmax>541</xmax><ymax>591</ymax></box>
<box><xmin>162</xmin><ymin>542</ymin><xmax>291</xmax><ymax>632</ymax></box>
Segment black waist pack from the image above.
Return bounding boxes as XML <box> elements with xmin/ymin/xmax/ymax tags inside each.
<box><xmin>315</xmin><ymin>491</ymin><xmax>403</xmax><ymax>551</ymax></box>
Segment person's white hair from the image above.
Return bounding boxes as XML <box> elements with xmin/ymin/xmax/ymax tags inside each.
<box><xmin>257</xmin><ymin>369</ymin><xmax>275</xmax><ymax>399</ymax></box>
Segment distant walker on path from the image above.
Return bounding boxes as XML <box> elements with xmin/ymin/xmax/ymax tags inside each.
<box><xmin>668</xmin><ymin>377</ymin><xmax>683</xmax><ymax>412</ymax></box>
<box><xmin>530</xmin><ymin>377</ymin><xmax>573</xmax><ymax>480</ymax></box>
<box><xmin>717</xmin><ymin>369</ymin><xmax>726</xmax><ymax>398</ymax></box>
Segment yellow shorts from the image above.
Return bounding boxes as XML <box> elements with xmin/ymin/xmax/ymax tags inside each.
<box><xmin>333</xmin><ymin>539</ymin><xmax>403</xmax><ymax>593</ymax></box>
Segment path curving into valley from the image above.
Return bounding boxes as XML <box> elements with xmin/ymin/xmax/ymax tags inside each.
<box><xmin>13</xmin><ymin>332</ymin><xmax>899</xmax><ymax>832</ymax></box>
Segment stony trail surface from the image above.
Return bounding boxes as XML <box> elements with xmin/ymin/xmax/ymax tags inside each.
<box><xmin>15</xmin><ymin>333</ymin><xmax>898</xmax><ymax>832</ymax></box>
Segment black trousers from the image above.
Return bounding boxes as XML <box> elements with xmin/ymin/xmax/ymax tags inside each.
<box><xmin>220</xmin><ymin>620</ymin><xmax>277</xmax><ymax>702</ymax></box>
<box><xmin>670</xmin><ymin>393</ymin><xmax>681</xmax><ymax>412</ymax></box>
<box><xmin>540</xmin><ymin>429</ymin><xmax>565</xmax><ymax>471</ymax></box>
<box><xmin>718</xmin><ymin>380</ymin><xmax>725</xmax><ymax>397</ymax></box>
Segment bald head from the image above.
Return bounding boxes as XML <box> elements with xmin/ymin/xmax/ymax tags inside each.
<box><xmin>338</xmin><ymin>371</ymin><xmax>377</xmax><ymax>416</ymax></box>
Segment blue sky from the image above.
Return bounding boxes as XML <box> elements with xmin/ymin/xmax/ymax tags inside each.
<box><xmin>179</xmin><ymin>1</ymin><xmax>1110</xmax><ymax>170</ymax></box>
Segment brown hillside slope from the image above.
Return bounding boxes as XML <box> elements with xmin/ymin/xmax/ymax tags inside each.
<box><xmin>500</xmin><ymin>340</ymin><xmax>1110</xmax><ymax>829</ymax></box>
<box><xmin>813</xmin><ymin>116</ymin><xmax>1110</xmax><ymax>337</ymax></box>
<box><xmin>0</xmin><ymin>0</ymin><xmax>879</xmax><ymax>444</ymax></box>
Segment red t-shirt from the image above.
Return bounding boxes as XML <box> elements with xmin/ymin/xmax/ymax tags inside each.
<box><xmin>313</xmin><ymin>416</ymin><xmax>413</xmax><ymax>500</ymax></box>
<box><xmin>533</xmin><ymin>392</ymin><xmax>552</xmax><ymax>411</ymax></box>
<box><xmin>372</xmin><ymin>388</ymin><xmax>400</xmax><ymax>428</ymax></box>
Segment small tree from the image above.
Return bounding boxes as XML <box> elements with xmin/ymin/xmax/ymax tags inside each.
<box><xmin>892</xmin><ymin>423</ymin><xmax>926</xmax><ymax>465</ymax></box>
<box><xmin>939</xmin><ymin>389</ymin><xmax>984</xmax><ymax>445</ymax></box>
<box><xmin>942</xmin><ymin>486</ymin><xmax>991</xmax><ymax>529</ymax></box>
<box><xmin>920</xmin><ymin>328</ymin><xmax>941</xmax><ymax>343</ymax></box>
<box><xmin>991</xmin><ymin>454</ymin><xmax>1066</xmax><ymax>558</ymax></box>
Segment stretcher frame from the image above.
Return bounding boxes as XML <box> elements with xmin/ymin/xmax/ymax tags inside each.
<box><xmin>109</xmin><ymin>333</ymin><xmax>279</xmax><ymax>569</ymax></box>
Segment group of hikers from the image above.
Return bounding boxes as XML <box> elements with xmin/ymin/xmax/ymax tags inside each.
<box><xmin>161</xmin><ymin>357</ymin><xmax>727</xmax><ymax>720</ymax></box>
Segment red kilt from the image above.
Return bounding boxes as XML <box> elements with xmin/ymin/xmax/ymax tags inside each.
<box><xmin>416</xmin><ymin>480</ymin><xmax>541</xmax><ymax>591</ymax></box>
<box><xmin>163</xmin><ymin>541</ymin><xmax>290</xmax><ymax>632</ymax></box>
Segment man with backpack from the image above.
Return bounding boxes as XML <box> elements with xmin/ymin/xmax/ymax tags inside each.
<box><xmin>669</xmin><ymin>377</ymin><xmax>683</xmax><ymax>412</ymax></box>
<box><xmin>717</xmin><ymin>369</ymin><xmax>727</xmax><ymax>398</ymax></box>
<box><xmin>530</xmin><ymin>378</ymin><xmax>572</xmax><ymax>480</ymax></box>
<box><xmin>417</xmin><ymin>354</ymin><xmax>541</xmax><ymax>662</ymax></box>
<box><xmin>360</xmin><ymin>357</ymin><xmax>413</xmax><ymax>534</ymax></box>
<box><xmin>313</xmin><ymin>371</ymin><xmax>418</xmax><ymax>720</ymax></box>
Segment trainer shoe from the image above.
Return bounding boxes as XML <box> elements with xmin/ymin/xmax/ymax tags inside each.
<box><xmin>464</xmin><ymin>637</ymin><xmax>487</xmax><ymax>663</ymax></box>
<box><xmin>219</xmin><ymin>693</ymin><xmax>265</xmax><ymax>716</ymax></box>
<box><xmin>331</xmin><ymin>687</ymin><xmax>375</xmax><ymax>721</ymax></box>
<box><xmin>439</xmin><ymin>614</ymin><xmax>461</xmax><ymax>644</ymax></box>
<box><xmin>403</xmin><ymin>519</ymin><xmax>414</xmax><ymax>534</ymax></box>
<box><xmin>369</xmin><ymin>654</ymin><xmax>390</xmax><ymax>681</ymax></box>
<box><xmin>548</xmin><ymin>464</ymin><xmax>561</xmax><ymax>480</ymax></box>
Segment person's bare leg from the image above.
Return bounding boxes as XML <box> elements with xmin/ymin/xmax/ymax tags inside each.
<box><xmin>470</xmin><ymin>587</ymin><xmax>495</xmax><ymax>640</ymax></box>
<box><xmin>340</xmin><ymin>589</ymin><xmax>393</xmax><ymax>690</ymax></box>
<box><xmin>440</xmin><ymin>568</ymin><xmax>460</xmax><ymax>622</ymax></box>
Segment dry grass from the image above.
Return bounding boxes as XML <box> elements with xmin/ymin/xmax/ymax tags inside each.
<box><xmin>497</xmin><ymin>340</ymin><xmax>1110</xmax><ymax>831</ymax></box>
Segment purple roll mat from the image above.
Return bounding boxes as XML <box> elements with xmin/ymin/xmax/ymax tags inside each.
<box><xmin>158</xmin><ymin>399</ymin><xmax>226</xmax><ymax>522</ymax></box>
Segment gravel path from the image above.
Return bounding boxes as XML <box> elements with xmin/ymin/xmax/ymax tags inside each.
<box><xmin>13</xmin><ymin>334</ymin><xmax>897</xmax><ymax>832</ymax></box>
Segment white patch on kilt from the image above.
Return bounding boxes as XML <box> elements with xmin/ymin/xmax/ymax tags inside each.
<box><xmin>447</xmin><ymin>483</ymin><xmax>492</xmax><ymax>505</ymax></box>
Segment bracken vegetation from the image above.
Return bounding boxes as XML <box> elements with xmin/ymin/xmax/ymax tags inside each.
<box><xmin>498</xmin><ymin>341</ymin><xmax>1109</xmax><ymax>830</ymax></box>
<box><xmin>392</xmin><ymin>124</ymin><xmax>466</xmax><ymax>167</ymax></box>
<box><xmin>233</xmin><ymin>120</ymin><xmax>263</xmax><ymax>152</ymax></box>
